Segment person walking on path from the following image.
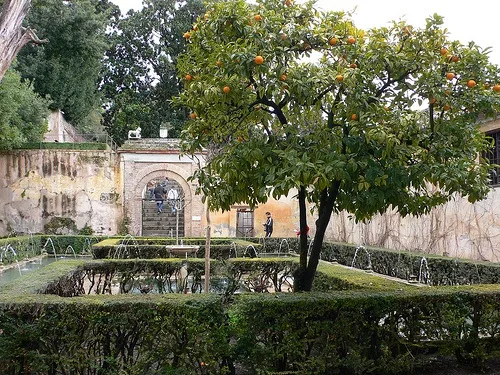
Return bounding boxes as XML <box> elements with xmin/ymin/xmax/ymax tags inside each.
<box><xmin>263</xmin><ymin>212</ymin><xmax>274</xmax><ymax>237</ymax></box>
<box><xmin>154</xmin><ymin>183</ymin><xmax>166</xmax><ymax>213</ymax></box>
<box><xmin>167</xmin><ymin>187</ymin><xmax>179</xmax><ymax>213</ymax></box>
<box><xmin>161</xmin><ymin>176</ymin><xmax>169</xmax><ymax>189</ymax></box>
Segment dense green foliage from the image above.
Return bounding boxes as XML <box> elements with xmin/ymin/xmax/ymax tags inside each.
<box><xmin>2</xmin><ymin>255</ymin><xmax>500</xmax><ymax>374</ymax></box>
<box><xmin>0</xmin><ymin>69</ymin><xmax>48</xmax><ymax>149</ymax></box>
<box><xmin>176</xmin><ymin>0</ymin><xmax>500</xmax><ymax>290</ymax></box>
<box><xmin>13</xmin><ymin>142</ymin><xmax>109</xmax><ymax>150</ymax></box>
<box><xmin>15</xmin><ymin>0</ymin><xmax>111</xmax><ymax>133</ymax></box>
<box><xmin>91</xmin><ymin>237</ymin><xmax>259</xmax><ymax>259</ymax></box>
<box><xmin>100</xmin><ymin>0</ymin><xmax>204</xmax><ymax>144</ymax></box>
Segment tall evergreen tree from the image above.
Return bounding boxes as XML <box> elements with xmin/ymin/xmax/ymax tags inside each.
<box><xmin>15</xmin><ymin>0</ymin><xmax>110</xmax><ymax>132</ymax></box>
<box><xmin>101</xmin><ymin>0</ymin><xmax>204</xmax><ymax>144</ymax></box>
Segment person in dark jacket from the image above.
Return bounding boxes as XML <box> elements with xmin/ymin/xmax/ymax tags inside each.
<box><xmin>154</xmin><ymin>183</ymin><xmax>166</xmax><ymax>213</ymax></box>
<box><xmin>263</xmin><ymin>212</ymin><xmax>273</xmax><ymax>237</ymax></box>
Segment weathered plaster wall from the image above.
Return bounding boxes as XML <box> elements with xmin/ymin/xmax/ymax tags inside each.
<box><xmin>328</xmin><ymin>188</ymin><xmax>500</xmax><ymax>261</ymax></box>
<box><xmin>209</xmin><ymin>187</ymin><xmax>500</xmax><ymax>262</ymax></box>
<box><xmin>0</xmin><ymin>150</ymin><xmax>121</xmax><ymax>236</ymax></box>
<box><xmin>45</xmin><ymin>110</ymin><xmax>86</xmax><ymax>143</ymax></box>
<box><xmin>2</xmin><ymin>137</ymin><xmax>500</xmax><ymax>262</ymax></box>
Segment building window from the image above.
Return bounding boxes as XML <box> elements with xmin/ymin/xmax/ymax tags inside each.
<box><xmin>236</xmin><ymin>209</ymin><xmax>254</xmax><ymax>238</ymax></box>
<box><xmin>484</xmin><ymin>130</ymin><xmax>500</xmax><ymax>185</ymax></box>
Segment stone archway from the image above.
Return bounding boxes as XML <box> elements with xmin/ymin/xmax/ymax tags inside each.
<box><xmin>123</xmin><ymin>161</ymin><xmax>202</xmax><ymax>237</ymax></box>
<box><xmin>142</xmin><ymin>177</ymin><xmax>186</xmax><ymax>237</ymax></box>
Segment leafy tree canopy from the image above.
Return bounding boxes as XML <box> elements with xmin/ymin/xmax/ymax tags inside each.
<box><xmin>15</xmin><ymin>0</ymin><xmax>110</xmax><ymax>133</ymax></box>
<box><xmin>0</xmin><ymin>67</ymin><xmax>48</xmax><ymax>149</ymax></box>
<box><xmin>176</xmin><ymin>0</ymin><xmax>500</xmax><ymax>291</ymax></box>
<box><xmin>101</xmin><ymin>0</ymin><xmax>204</xmax><ymax>145</ymax></box>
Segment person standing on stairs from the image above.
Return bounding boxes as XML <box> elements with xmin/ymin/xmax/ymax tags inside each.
<box><xmin>154</xmin><ymin>183</ymin><xmax>166</xmax><ymax>213</ymax></box>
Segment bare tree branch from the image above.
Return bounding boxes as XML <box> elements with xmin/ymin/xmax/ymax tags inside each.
<box><xmin>0</xmin><ymin>0</ymin><xmax>47</xmax><ymax>81</ymax></box>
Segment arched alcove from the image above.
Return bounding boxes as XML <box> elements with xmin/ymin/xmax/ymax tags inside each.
<box><xmin>123</xmin><ymin>161</ymin><xmax>199</xmax><ymax>237</ymax></box>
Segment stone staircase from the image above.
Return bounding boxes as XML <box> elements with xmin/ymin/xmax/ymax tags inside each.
<box><xmin>142</xmin><ymin>200</ymin><xmax>185</xmax><ymax>237</ymax></box>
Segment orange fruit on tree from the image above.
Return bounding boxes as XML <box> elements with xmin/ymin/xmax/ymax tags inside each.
<box><xmin>193</xmin><ymin>25</ymin><xmax>198</xmax><ymax>31</ymax></box>
<box><xmin>443</xmin><ymin>104</ymin><xmax>451</xmax><ymax>111</ymax></box>
<box><xmin>351</xmin><ymin>113</ymin><xmax>358</xmax><ymax>121</ymax></box>
<box><xmin>451</xmin><ymin>55</ymin><xmax>460</xmax><ymax>63</ymax></box>
<box><xmin>280</xmin><ymin>74</ymin><xmax>287</xmax><ymax>81</ymax></box>
<box><xmin>189</xmin><ymin>112</ymin><xmax>197</xmax><ymax>119</ymax></box>
<box><xmin>329</xmin><ymin>37</ymin><xmax>338</xmax><ymax>46</ymax></box>
<box><xmin>429</xmin><ymin>97</ymin><xmax>437</xmax><ymax>104</ymax></box>
<box><xmin>349</xmin><ymin>63</ymin><xmax>357</xmax><ymax>69</ymax></box>
<box><xmin>440</xmin><ymin>47</ymin><xmax>448</xmax><ymax>56</ymax></box>
<box><xmin>493</xmin><ymin>84</ymin><xmax>500</xmax><ymax>92</ymax></box>
<box><xmin>183</xmin><ymin>32</ymin><xmax>191</xmax><ymax>39</ymax></box>
<box><xmin>446</xmin><ymin>72</ymin><xmax>455</xmax><ymax>80</ymax></box>
<box><xmin>185</xmin><ymin>74</ymin><xmax>192</xmax><ymax>81</ymax></box>
<box><xmin>285</xmin><ymin>0</ymin><xmax>292</xmax><ymax>6</ymax></box>
<box><xmin>336</xmin><ymin>74</ymin><xmax>344</xmax><ymax>82</ymax></box>
<box><xmin>254</xmin><ymin>14</ymin><xmax>262</xmax><ymax>21</ymax></box>
<box><xmin>216</xmin><ymin>60</ymin><xmax>223</xmax><ymax>67</ymax></box>
<box><xmin>281</xmin><ymin>33</ymin><xmax>287</xmax><ymax>40</ymax></box>
<box><xmin>467</xmin><ymin>80</ymin><xmax>477</xmax><ymax>88</ymax></box>
<box><xmin>223</xmin><ymin>86</ymin><xmax>230</xmax><ymax>94</ymax></box>
<box><xmin>254</xmin><ymin>55</ymin><xmax>264</xmax><ymax>65</ymax></box>
<box><xmin>347</xmin><ymin>36</ymin><xmax>356</xmax><ymax>44</ymax></box>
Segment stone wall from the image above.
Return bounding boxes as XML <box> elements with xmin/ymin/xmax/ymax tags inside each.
<box><xmin>2</xmin><ymin>137</ymin><xmax>500</xmax><ymax>262</ymax></box>
<box><xmin>326</xmin><ymin>188</ymin><xmax>500</xmax><ymax>262</ymax></box>
<box><xmin>45</xmin><ymin>110</ymin><xmax>86</xmax><ymax>143</ymax></box>
<box><xmin>208</xmin><ymin>187</ymin><xmax>500</xmax><ymax>262</ymax></box>
<box><xmin>119</xmin><ymin>138</ymin><xmax>205</xmax><ymax>237</ymax></box>
<box><xmin>0</xmin><ymin>149</ymin><xmax>121</xmax><ymax>236</ymax></box>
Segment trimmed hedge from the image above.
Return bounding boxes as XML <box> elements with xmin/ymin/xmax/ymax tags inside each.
<box><xmin>2</xmin><ymin>237</ymin><xmax>500</xmax><ymax>374</ymax></box>
<box><xmin>14</xmin><ymin>142</ymin><xmax>109</xmax><ymax>150</ymax></box>
<box><xmin>91</xmin><ymin>237</ymin><xmax>261</xmax><ymax>259</ymax></box>
<box><xmin>321</xmin><ymin>241</ymin><xmax>500</xmax><ymax>286</ymax></box>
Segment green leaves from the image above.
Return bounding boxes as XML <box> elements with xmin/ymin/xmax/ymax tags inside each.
<box><xmin>0</xmin><ymin>69</ymin><xmax>48</xmax><ymax>149</ymax></box>
<box><xmin>101</xmin><ymin>0</ymin><xmax>204</xmax><ymax>144</ymax></box>
<box><xmin>16</xmin><ymin>0</ymin><xmax>109</xmax><ymax>133</ymax></box>
<box><xmin>177</xmin><ymin>0</ymin><xmax>500</xmax><ymax>222</ymax></box>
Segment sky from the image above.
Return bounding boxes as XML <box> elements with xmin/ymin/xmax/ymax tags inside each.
<box><xmin>111</xmin><ymin>0</ymin><xmax>500</xmax><ymax>66</ymax></box>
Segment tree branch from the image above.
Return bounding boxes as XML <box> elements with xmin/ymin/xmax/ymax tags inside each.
<box><xmin>0</xmin><ymin>0</ymin><xmax>47</xmax><ymax>80</ymax></box>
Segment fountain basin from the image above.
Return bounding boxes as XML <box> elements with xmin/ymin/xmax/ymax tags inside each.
<box><xmin>165</xmin><ymin>245</ymin><xmax>199</xmax><ymax>258</ymax></box>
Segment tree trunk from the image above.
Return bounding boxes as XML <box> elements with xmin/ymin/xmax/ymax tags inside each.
<box><xmin>0</xmin><ymin>0</ymin><xmax>44</xmax><ymax>81</ymax></box>
<box><xmin>294</xmin><ymin>180</ymin><xmax>341</xmax><ymax>292</ymax></box>
<box><xmin>204</xmin><ymin>197</ymin><xmax>211</xmax><ymax>293</ymax></box>
<box><xmin>293</xmin><ymin>186</ymin><xmax>309</xmax><ymax>291</ymax></box>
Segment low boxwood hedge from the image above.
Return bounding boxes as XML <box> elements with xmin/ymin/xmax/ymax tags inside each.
<box><xmin>1</xmin><ymin>237</ymin><xmax>500</xmax><ymax>374</ymax></box>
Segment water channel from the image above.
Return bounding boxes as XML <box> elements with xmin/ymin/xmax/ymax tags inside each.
<box><xmin>0</xmin><ymin>256</ymin><xmax>58</xmax><ymax>288</ymax></box>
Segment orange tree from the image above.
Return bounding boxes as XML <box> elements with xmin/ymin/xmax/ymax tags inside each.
<box><xmin>175</xmin><ymin>0</ymin><xmax>500</xmax><ymax>291</ymax></box>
